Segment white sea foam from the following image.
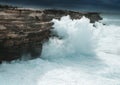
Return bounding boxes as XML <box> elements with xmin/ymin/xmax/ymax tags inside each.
<box><xmin>41</xmin><ymin>16</ymin><xmax>96</xmax><ymax>59</ymax></box>
<box><xmin>0</xmin><ymin>15</ymin><xmax>120</xmax><ymax>85</ymax></box>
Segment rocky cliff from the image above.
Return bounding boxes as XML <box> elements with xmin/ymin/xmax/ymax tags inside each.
<box><xmin>0</xmin><ymin>7</ymin><xmax>102</xmax><ymax>63</ymax></box>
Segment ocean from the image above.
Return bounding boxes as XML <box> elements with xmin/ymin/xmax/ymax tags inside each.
<box><xmin>0</xmin><ymin>14</ymin><xmax>120</xmax><ymax>85</ymax></box>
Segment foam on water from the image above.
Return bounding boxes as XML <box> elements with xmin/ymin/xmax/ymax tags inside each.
<box><xmin>41</xmin><ymin>16</ymin><xmax>96</xmax><ymax>59</ymax></box>
<box><xmin>0</xmin><ymin>15</ymin><xmax>120</xmax><ymax>85</ymax></box>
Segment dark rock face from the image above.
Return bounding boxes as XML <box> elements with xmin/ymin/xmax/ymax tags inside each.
<box><xmin>84</xmin><ymin>12</ymin><xmax>102</xmax><ymax>23</ymax></box>
<box><xmin>0</xmin><ymin>44</ymin><xmax>42</xmax><ymax>62</ymax></box>
<box><xmin>0</xmin><ymin>7</ymin><xmax>102</xmax><ymax>63</ymax></box>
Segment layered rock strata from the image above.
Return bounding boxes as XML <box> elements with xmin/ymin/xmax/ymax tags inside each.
<box><xmin>0</xmin><ymin>7</ymin><xmax>102</xmax><ymax>63</ymax></box>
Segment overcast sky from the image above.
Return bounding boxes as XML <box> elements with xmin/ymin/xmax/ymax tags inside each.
<box><xmin>0</xmin><ymin>0</ymin><xmax>120</xmax><ymax>12</ymax></box>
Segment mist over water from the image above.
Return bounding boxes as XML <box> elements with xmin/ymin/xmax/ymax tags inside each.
<box><xmin>0</xmin><ymin>15</ymin><xmax>120</xmax><ymax>85</ymax></box>
<box><xmin>101</xmin><ymin>13</ymin><xmax>120</xmax><ymax>26</ymax></box>
<box><xmin>42</xmin><ymin>16</ymin><xmax>96</xmax><ymax>59</ymax></box>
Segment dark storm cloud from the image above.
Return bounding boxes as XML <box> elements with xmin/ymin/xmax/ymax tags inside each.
<box><xmin>0</xmin><ymin>0</ymin><xmax>120</xmax><ymax>12</ymax></box>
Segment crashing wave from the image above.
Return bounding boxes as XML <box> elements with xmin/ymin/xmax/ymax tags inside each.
<box><xmin>0</xmin><ymin>16</ymin><xmax>120</xmax><ymax>85</ymax></box>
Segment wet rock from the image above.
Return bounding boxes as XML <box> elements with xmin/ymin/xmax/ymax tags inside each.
<box><xmin>0</xmin><ymin>7</ymin><xmax>102</xmax><ymax>63</ymax></box>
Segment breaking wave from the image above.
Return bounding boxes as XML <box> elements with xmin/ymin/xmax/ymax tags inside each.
<box><xmin>41</xmin><ymin>16</ymin><xmax>96</xmax><ymax>59</ymax></box>
<box><xmin>0</xmin><ymin>15</ymin><xmax>120</xmax><ymax>85</ymax></box>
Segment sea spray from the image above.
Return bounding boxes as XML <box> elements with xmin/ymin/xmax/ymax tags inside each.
<box><xmin>0</xmin><ymin>16</ymin><xmax>120</xmax><ymax>85</ymax></box>
<box><xmin>41</xmin><ymin>16</ymin><xmax>96</xmax><ymax>59</ymax></box>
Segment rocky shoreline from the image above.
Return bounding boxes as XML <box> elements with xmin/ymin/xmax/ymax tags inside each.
<box><xmin>0</xmin><ymin>6</ymin><xmax>102</xmax><ymax>63</ymax></box>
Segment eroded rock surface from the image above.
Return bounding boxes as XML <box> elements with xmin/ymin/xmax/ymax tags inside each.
<box><xmin>0</xmin><ymin>7</ymin><xmax>102</xmax><ymax>63</ymax></box>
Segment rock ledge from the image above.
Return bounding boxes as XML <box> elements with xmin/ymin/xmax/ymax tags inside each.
<box><xmin>0</xmin><ymin>7</ymin><xmax>102</xmax><ymax>62</ymax></box>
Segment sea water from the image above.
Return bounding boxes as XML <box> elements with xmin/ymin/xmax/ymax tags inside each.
<box><xmin>0</xmin><ymin>15</ymin><xmax>120</xmax><ymax>85</ymax></box>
